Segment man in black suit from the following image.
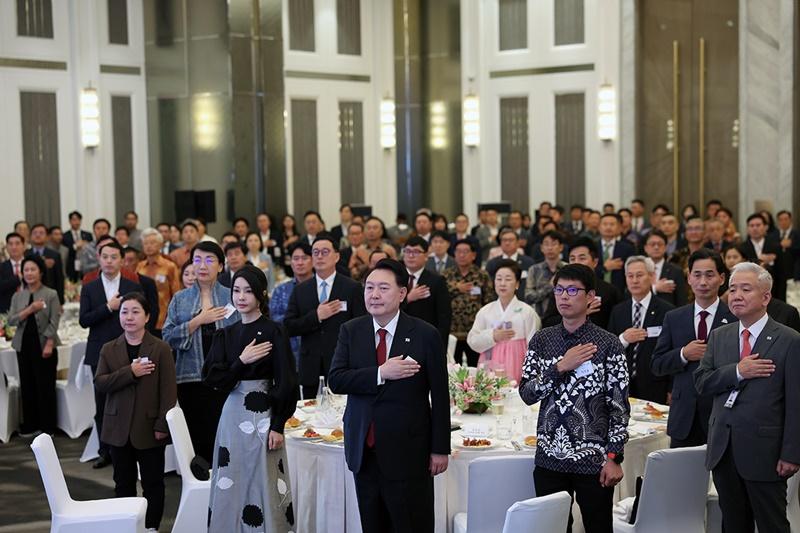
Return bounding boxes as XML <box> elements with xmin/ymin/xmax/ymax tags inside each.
<box><xmin>608</xmin><ymin>256</ymin><xmax>674</xmax><ymax>404</ymax></box>
<box><xmin>741</xmin><ymin>213</ymin><xmax>786</xmax><ymax>301</ymax></box>
<box><xmin>27</xmin><ymin>223</ymin><xmax>65</xmax><ymax>304</ymax></box>
<box><xmin>596</xmin><ymin>213</ymin><xmax>636</xmax><ymax>293</ymax></box>
<box><xmin>425</xmin><ymin>231</ymin><xmax>455</xmax><ymax>274</ymax></box>
<box><xmin>401</xmin><ymin>236</ymin><xmax>451</xmax><ymax>347</ymax></box>
<box><xmin>652</xmin><ymin>249</ymin><xmax>736</xmax><ymax>447</ymax></box>
<box><xmin>695</xmin><ymin>262</ymin><xmax>800</xmax><ymax>533</ymax></box>
<box><xmin>0</xmin><ymin>232</ymin><xmax>26</xmax><ymax>313</ymax></box>
<box><xmin>540</xmin><ymin>237</ymin><xmax>622</xmax><ymax>329</ymax></box>
<box><xmin>330</xmin><ymin>203</ymin><xmax>353</xmax><ymax>247</ymax></box>
<box><xmin>776</xmin><ymin>210</ymin><xmax>800</xmax><ymax>281</ymax></box>
<box><xmin>643</xmin><ymin>230</ymin><xmax>688</xmax><ymax>307</ymax></box>
<box><xmin>79</xmin><ymin>241</ymin><xmax>143</xmax><ymax>468</ymax></box>
<box><xmin>767</xmin><ymin>297</ymin><xmax>800</xmax><ymax>332</ymax></box>
<box><xmin>285</xmin><ymin>233</ymin><xmax>367</xmax><ymax>400</ymax></box>
<box><xmin>486</xmin><ymin>228</ymin><xmax>535</xmax><ymax>300</ymax></box>
<box><xmin>63</xmin><ymin>210</ymin><xmax>93</xmax><ymax>282</ymax></box>
<box><xmin>329</xmin><ymin>259</ymin><xmax>450</xmax><ymax>532</ymax></box>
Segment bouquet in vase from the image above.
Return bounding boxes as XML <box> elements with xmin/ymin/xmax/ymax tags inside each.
<box><xmin>448</xmin><ymin>364</ymin><xmax>510</xmax><ymax>414</ymax></box>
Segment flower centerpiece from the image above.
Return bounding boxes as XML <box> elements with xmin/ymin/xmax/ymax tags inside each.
<box><xmin>448</xmin><ymin>364</ymin><xmax>511</xmax><ymax>414</ymax></box>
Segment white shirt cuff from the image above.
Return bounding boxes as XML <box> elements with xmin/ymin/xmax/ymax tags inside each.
<box><xmin>679</xmin><ymin>347</ymin><xmax>688</xmax><ymax>365</ymax></box>
<box><xmin>619</xmin><ymin>333</ymin><xmax>630</xmax><ymax>349</ymax></box>
<box><xmin>736</xmin><ymin>365</ymin><xmax>743</xmax><ymax>382</ymax></box>
<box><xmin>377</xmin><ymin>367</ymin><xmax>385</xmax><ymax>386</ymax></box>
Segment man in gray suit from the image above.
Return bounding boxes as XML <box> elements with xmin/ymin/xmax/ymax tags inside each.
<box><xmin>694</xmin><ymin>262</ymin><xmax>800</xmax><ymax>533</ymax></box>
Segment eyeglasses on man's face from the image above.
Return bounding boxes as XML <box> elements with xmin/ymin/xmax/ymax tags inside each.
<box><xmin>553</xmin><ymin>285</ymin><xmax>588</xmax><ymax>297</ymax></box>
<box><xmin>402</xmin><ymin>248</ymin><xmax>424</xmax><ymax>257</ymax></box>
<box><xmin>312</xmin><ymin>248</ymin><xmax>334</xmax><ymax>257</ymax></box>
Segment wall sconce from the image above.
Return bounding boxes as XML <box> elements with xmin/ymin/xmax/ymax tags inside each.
<box><xmin>80</xmin><ymin>88</ymin><xmax>100</xmax><ymax>148</ymax></box>
<box><xmin>463</xmin><ymin>94</ymin><xmax>480</xmax><ymax>147</ymax></box>
<box><xmin>380</xmin><ymin>98</ymin><xmax>396</xmax><ymax>149</ymax></box>
<box><xmin>430</xmin><ymin>101</ymin><xmax>447</xmax><ymax>149</ymax></box>
<box><xmin>193</xmin><ymin>94</ymin><xmax>221</xmax><ymax>151</ymax></box>
<box><xmin>597</xmin><ymin>84</ymin><xmax>617</xmax><ymax>141</ymax></box>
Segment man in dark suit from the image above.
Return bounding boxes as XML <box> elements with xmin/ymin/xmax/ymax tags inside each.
<box><xmin>79</xmin><ymin>241</ymin><xmax>143</xmax><ymax>468</ymax></box>
<box><xmin>330</xmin><ymin>203</ymin><xmax>353</xmax><ymax>247</ymax></box>
<box><xmin>540</xmin><ymin>237</ymin><xmax>622</xmax><ymax>329</ymax></box>
<box><xmin>329</xmin><ymin>259</ymin><xmax>450</xmax><ymax>532</ymax></box>
<box><xmin>767</xmin><ymin>297</ymin><xmax>800</xmax><ymax>332</ymax></box>
<box><xmin>28</xmin><ymin>223</ymin><xmax>65</xmax><ymax>304</ymax></box>
<box><xmin>486</xmin><ymin>228</ymin><xmax>535</xmax><ymax>300</ymax></box>
<box><xmin>695</xmin><ymin>262</ymin><xmax>800</xmax><ymax>533</ymax></box>
<box><xmin>285</xmin><ymin>233</ymin><xmax>367</xmax><ymax>400</ymax></box>
<box><xmin>63</xmin><ymin>210</ymin><xmax>93</xmax><ymax>282</ymax></box>
<box><xmin>652</xmin><ymin>249</ymin><xmax>736</xmax><ymax>447</ymax></box>
<box><xmin>608</xmin><ymin>256</ymin><xmax>674</xmax><ymax>404</ymax></box>
<box><xmin>776</xmin><ymin>210</ymin><xmax>800</xmax><ymax>281</ymax></box>
<box><xmin>401</xmin><ymin>236</ymin><xmax>451</xmax><ymax>347</ymax></box>
<box><xmin>425</xmin><ymin>231</ymin><xmax>455</xmax><ymax>274</ymax></box>
<box><xmin>741</xmin><ymin>213</ymin><xmax>786</xmax><ymax>301</ymax></box>
<box><xmin>596</xmin><ymin>213</ymin><xmax>636</xmax><ymax>293</ymax></box>
<box><xmin>643</xmin><ymin>230</ymin><xmax>688</xmax><ymax>307</ymax></box>
<box><xmin>0</xmin><ymin>232</ymin><xmax>26</xmax><ymax>313</ymax></box>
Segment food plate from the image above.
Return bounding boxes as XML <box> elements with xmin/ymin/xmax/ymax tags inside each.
<box><xmin>284</xmin><ymin>416</ymin><xmax>305</xmax><ymax>432</ymax></box>
<box><xmin>297</xmin><ymin>427</ymin><xmax>323</xmax><ymax>440</ymax></box>
<box><xmin>321</xmin><ymin>428</ymin><xmax>345</xmax><ymax>444</ymax></box>
<box><xmin>455</xmin><ymin>438</ymin><xmax>496</xmax><ymax>450</ymax></box>
<box><xmin>520</xmin><ymin>435</ymin><xmax>538</xmax><ymax>449</ymax></box>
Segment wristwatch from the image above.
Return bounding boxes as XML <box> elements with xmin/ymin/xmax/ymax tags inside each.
<box><xmin>607</xmin><ymin>452</ymin><xmax>624</xmax><ymax>465</ymax></box>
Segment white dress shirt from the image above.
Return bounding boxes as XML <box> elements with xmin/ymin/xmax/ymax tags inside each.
<box><xmin>375</xmin><ymin>311</ymin><xmax>400</xmax><ymax>384</ymax></box>
<box><xmin>101</xmin><ymin>272</ymin><xmax>121</xmax><ymax>305</ymax></box>
<box><xmin>601</xmin><ymin>239</ymin><xmax>616</xmax><ymax>259</ymax></box>
<box><xmin>502</xmin><ymin>252</ymin><xmax>520</xmax><ymax>262</ymax></box>
<box><xmin>316</xmin><ymin>272</ymin><xmax>336</xmax><ymax>302</ymax></box>
<box><xmin>619</xmin><ymin>291</ymin><xmax>653</xmax><ymax>348</ymax></box>
<box><xmin>679</xmin><ymin>298</ymin><xmax>720</xmax><ymax>364</ymax></box>
<box><xmin>407</xmin><ymin>268</ymin><xmax>424</xmax><ymax>287</ymax></box>
<box><xmin>751</xmin><ymin>238</ymin><xmax>765</xmax><ymax>257</ymax></box>
<box><xmin>736</xmin><ymin>312</ymin><xmax>770</xmax><ymax>381</ymax></box>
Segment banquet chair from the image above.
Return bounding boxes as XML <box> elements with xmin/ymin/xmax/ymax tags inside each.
<box><xmin>447</xmin><ymin>334</ymin><xmax>457</xmax><ymax>365</ymax></box>
<box><xmin>55</xmin><ymin>343</ymin><xmax>95</xmax><ymax>438</ymax></box>
<box><xmin>0</xmin><ymin>366</ymin><xmax>20</xmax><ymax>443</ymax></box>
<box><xmin>500</xmin><ymin>491</ymin><xmax>571</xmax><ymax>533</ymax></box>
<box><xmin>30</xmin><ymin>433</ymin><xmax>147</xmax><ymax>533</ymax></box>
<box><xmin>453</xmin><ymin>455</ymin><xmax>535</xmax><ymax>533</ymax></box>
<box><xmin>787</xmin><ymin>472</ymin><xmax>800</xmax><ymax>531</ymax></box>
<box><xmin>166</xmin><ymin>407</ymin><xmax>210</xmax><ymax>533</ymax></box>
<box><xmin>612</xmin><ymin>446</ymin><xmax>708</xmax><ymax>533</ymax></box>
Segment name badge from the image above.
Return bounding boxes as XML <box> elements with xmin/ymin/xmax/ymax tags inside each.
<box><xmin>575</xmin><ymin>361</ymin><xmax>594</xmax><ymax>378</ymax></box>
<box><xmin>274</xmin><ymin>247</ymin><xmax>282</xmax><ymax>257</ymax></box>
<box><xmin>156</xmin><ymin>274</ymin><xmax>167</xmax><ymax>283</ymax></box>
<box><xmin>470</xmin><ymin>286</ymin><xmax>482</xmax><ymax>296</ymax></box>
<box><xmin>521</xmin><ymin>270</ymin><xmax>528</xmax><ymax>279</ymax></box>
<box><xmin>223</xmin><ymin>303</ymin><xmax>237</xmax><ymax>319</ymax></box>
<box><xmin>724</xmin><ymin>390</ymin><xmax>740</xmax><ymax>409</ymax></box>
<box><xmin>339</xmin><ymin>301</ymin><xmax>348</xmax><ymax>312</ymax></box>
<box><xmin>646</xmin><ymin>326</ymin><xmax>662</xmax><ymax>338</ymax></box>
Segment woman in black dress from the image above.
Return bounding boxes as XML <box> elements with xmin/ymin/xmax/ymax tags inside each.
<box><xmin>203</xmin><ymin>265</ymin><xmax>298</xmax><ymax>532</ymax></box>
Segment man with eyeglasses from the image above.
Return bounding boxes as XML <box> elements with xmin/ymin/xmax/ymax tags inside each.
<box><xmin>608</xmin><ymin>256</ymin><xmax>674</xmax><ymax>404</ymax></box>
<box><xmin>520</xmin><ymin>263</ymin><xmax>629</xmax><ymax>533</ymax></box>
<box><xmin>401</xmin><ymin>236</ymin><xmax>451</xmax><ymax>347</ymax></box>
<box><xmin>285</xmin><ymin>233</ymin><xmax>367</xmax><ymax>400</ymax></box>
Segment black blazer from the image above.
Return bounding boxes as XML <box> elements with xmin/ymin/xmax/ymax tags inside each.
<box><xmin>651</xmin><ymin>301</ymin><xmax>737</xmax><ymax>441</ymax></box>
<box><xmin>26</xmin><ymin>248</ymin><xmax>64</xmax><ymax>304</ymax></box>
<box><xmin>540</xmin><ymin>278</ymin><xmax>622</xmax><ymax>330</ymax></box>
<box><xmin>328</xmin><ymin>313</ymin><xmax>451</xmax><ymax>480</ymax></box>
<box><xmin>655</xmin><ymin>261</ymin><xmax>688</xmax><ymax>307</ymax></box>
<box><xmin>608</xmin><ymin>295</ymin><xmax>675</xmax><ymax>404</ymax></box>
<box><xmin>596</xmin><ymin>239</ymin><xmax>636</xmax><ymax>292</ymax></box>
<box><xmin>284</xmin><ymin>274</ymin><xmax>367</xmax><ymax>387</ymax></box>
<box><xmin>79</xmin><ymin>276</ymin><xmax>143</xmax><ymax>367</ymax></box>
<box><xmin>0</xmin><ymin>261</ymin><xmax>22</xmax><ymax>313</ymax></box>
<box><xmin>63</xmin><ymin>229</ymin><xmax>93</xmax><ymax>281</ymax></box>
<box><xmin>401</xmin><ymin>269</ymin><xmax>451</xmax><ymax>347</ymax></box>
<box><xmin>767</xmin><ymin>298</ymin><xmax>800</xmax><ymax>333</ymax></box>
<box><xmin>741</xmin><ymin>236</ymin><xmax>787</xmax><ymax>300</ymax></box>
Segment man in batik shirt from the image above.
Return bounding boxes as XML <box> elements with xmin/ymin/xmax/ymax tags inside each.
<box><xmin>519</xmin><ymin>263</ymin><xmax>630</xmax><ymax>533</ymax></box>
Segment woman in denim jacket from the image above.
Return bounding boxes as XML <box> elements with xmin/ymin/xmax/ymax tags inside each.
<box><xmin>162</xmin><ymin>241</ymin><xmax>239</xmax><ymax>463</ymax></box>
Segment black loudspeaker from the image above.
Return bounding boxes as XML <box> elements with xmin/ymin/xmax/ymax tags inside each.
<box><xmin>350</xmin><ymin>204</ymin><xmax>373</xmax><ymax>218</ymax></box>
<box><xmin>478</xmin><ymin>202</ymin><xmax>512</xmax><ymax>215</ymax></box>
<box><xmin>174</xmin><ymin>190</ymin><xmax>217</xmax><ymax>224</ymax></box>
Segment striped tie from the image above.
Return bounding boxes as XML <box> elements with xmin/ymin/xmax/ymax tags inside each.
<box><xmin>631</xmin><ymin>302</ymin><xmax>643</xmax><ymax>378</ymax></box>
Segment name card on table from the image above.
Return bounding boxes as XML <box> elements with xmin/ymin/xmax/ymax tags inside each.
<box><xmin>461</xmin><ymin>423</ymin><xmax>491</xmax><ymax>439</ymax></box>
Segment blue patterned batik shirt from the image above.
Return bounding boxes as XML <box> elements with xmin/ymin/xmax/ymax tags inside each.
<box><xmin>519</xmin><ymin>320</ymin><xmax>630</xmax><ymax>475</ymax></box>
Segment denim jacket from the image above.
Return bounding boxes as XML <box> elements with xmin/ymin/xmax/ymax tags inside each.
<box><xmin>162</xmin><ymin>282</ymin><xmax>240</xmax><ymax>384</ymax></box>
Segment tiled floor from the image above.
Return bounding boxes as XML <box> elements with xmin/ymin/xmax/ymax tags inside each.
<box><xmin>0</xmin><ymin>431</ymin><xmax>182</xmax><ymax>532</ymax></box>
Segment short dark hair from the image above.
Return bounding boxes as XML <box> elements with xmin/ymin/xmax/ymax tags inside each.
<box><xmin>493</xmin><ymin>258</ymin><xmax>521</xmax><ymax>281</ymax></box>
<box><xmin>156</xmin><ymin>222</ymin><xmax>170</xmax><ymax>230</ymax></box>
<box><xmin>123</xmin><ymin>246</ymin><xmax>142</xmax><ymax>259</ymax></box>
<box><xmin>220</xmin><ymin>231</ymin><xmax>238</xmax><ymax>241</ymax></box>
<box><xmin>96</xmin><ymin>235</ymin><xmax>118</xmax><ymax>248</ymax></box>
<box><xmin>304</xmin><ymin>210</ymin><xmax>324</xmax><ymax>224</ymax></box>
<box><xmin>339</xmin><ymin>203</ymin><xmax>352</xmax><ymax>212</ymax></box>
<box><xmin>618</xmin><ymin>208</ymin><xmax>632</xmax><ymax>217</ymax></box>
<box><xmin>348</xmin><ymin>221</ymin><xmax>364</xmax><ymax>232</ymax></box>
<box><xmin>553</xmin><ymin>205</ymin><xmax>565</xmax><ymax>215</ymax></box>
<box><xmin>498</xmin><ymin>227</ymin><xmax>519</xmax><ymax>240</ymax></box>
<box><xmin>631</xmin><ymin>199</ymin><xmax>644</xmax><ymax>206</ymax></box>
<box><xmin>541</xmin><ymin>230</ymin><xmax>564</xmax><ymax>244</ymax></box>
<box><xmin>114</xmin><ymin>226</ymin><xmax>130</xmax><ymax>236</ymax></box>
<box><xmin>746</xmin><ymin>213</ymin><xmax>767</xmax><ymax>225</ymax></box>
<box><xmin>600</xmin><ymin>213</ymin><xmax>621</xmax><ymax>224</ymax></box>
<box><xmin>233</xmin><ymin>217</ymin><xmax>250</xmax><ymax>227</ymax></box>
<box><xmin>568</xmin><ymin>237</ymin><xmax>598</xmax><ymax>259</ymax></box>
<box><xmin>602</xmin><ymin>202</ymin><xmax>615</xmax><ymax>210</ymax></box>
<box><xmin>5</xmin><ymin>232</ymin><xmax>24</xmax><ymax>244</ymax></box>
<box><xmin>645</xmin><ymin>229</ymin><xmax>668</xmax><ymax>246</ymax></box>
<box><xmin>181</xmin><ymin>221</ymin><xmax>199</xmax><ymax>232</ymax></box>
<box><xmin>414</xmin><ymin>212</ymin><xmax>433</xmax><ymax>224</ymax></box>
<box><xmin>98</xmin><ymin>241</ymin><xmax>124</xmax><ymax>256</ymax></box>
<box><xmin>777</xmin><ymin>210</ymin><xmax>792</xmax><ymax>218</ymax></box>
<box><xmin>454</xmin><ymin>238</ymin><xmax>477</xmax><ymax>253</ymax></box>
<box><xmin>68</xmin><ymin>210</ymin><xmax>83</xmax><ymax>220</ymax></box>
<box><xmin>570</xmin><ymin>204</ymin><xmax>584</xmax><ymax>211</ymax></box>
<box><xmin>430</xmin><ymin>230</ymin><xmax>450</xmax><ymax>242</ymax></box>
<box><xmin>224</xmin><ymin>241</ymin><xmax>247</xmax><ymax>256</ymax></box>
<box><xmin>48</xmin><ymin>225</ymin><xmax>61</xmax><ymax>234</ymax></box>
<box><xmin>717</xmin><ymin>207</ymin><xmax>733</xmax><ymax>218</ymax></box>
<box><xmin>124</xmin><ymin>210</ymin><xmax>138</xmax><ymax>219</ymax></box>
<box><xmin>21</xmin><ymin>255</ymin><xmax>45</xmax><ymax>277</ymax></box>
<box><xmin>368</xmin><ymin>258</ymin><xmax>409</xmax><ymax>288</ymax></box>
<box><xmin>191</xmin><ymin>241</ymin><xmax>225</xmax><ymax>265</ymax></box>
<box><xmin>120</xmin><ymin>292</ymin><xmax>151</xmax><ymax>315</ymax></box>
<box><xmin>685</xmin><ymin>215</ymin><xmax>704</xmax><ymax>225</ymax></box>
<box><xmin>369</xmin><ymin>249</ymin><xmax>389</xmax><ymax>262</ymax></box>
<box><xmin>688</xmin><ymin>249</ymin><xmax>725</xmax><ymax>274</ymax></box>
<box><xmin>288</xmin><ymin>241</ymin><xmax>312</xmax><ymax>257</ymax></box>
<box><xmin>404</xmin><ymin>235</ymin><xmax>429</xmax><ymax>252</ymax></box>
<box><xmin>30</xmin><ymin>223</ymin><xmax>47</xmax><ymax>234</ymax></box>
<box><xmin>652</xmin><ymin>204</ymin><xmax>670</xmax><ymax>214</ymax></box>
<box><xmin>244</xmin><ymin>231</ymin><xmax>263</xmax><ymax>251</ymax></box>
<box><xmin>706</xmin><ymin>199</ymin><xmax>722</xmax><ymax>207</ymax></box>
<box><xmin>311</xmin><ymin>232</ymin><xmax>338</xmax><ymax>251</ymax></box>
<box><xmin>93</xmin><ymin>218</ymin><xmax>111</xmax><ymax>229</ymax></box>
<box><xmin>553</xmin><ymin>263</ymin><xmax>596</xmax><ymax>292</ymax></box>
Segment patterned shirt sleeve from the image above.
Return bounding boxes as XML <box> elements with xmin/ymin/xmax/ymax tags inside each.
<box><xmin>519</xmin><ymin>332</ymin><xmax>566</xmax><ymax>405</ymax></box>
<box><xmin>603</xmin><ymin>339</ymin><xmax>631</xmax><ymax>454</ymax></box>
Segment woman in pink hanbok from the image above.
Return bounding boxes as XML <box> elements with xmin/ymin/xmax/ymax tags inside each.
<box><xmin>467</xmin><ymin>259</ymin><xmax>540</xmax><ymax>383</ymax></box>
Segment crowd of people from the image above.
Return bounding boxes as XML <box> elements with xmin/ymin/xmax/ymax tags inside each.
<box><xmin>1</xmin><ymin>197</ymin><xmax>799</xmax><ymax>532</ymax></box>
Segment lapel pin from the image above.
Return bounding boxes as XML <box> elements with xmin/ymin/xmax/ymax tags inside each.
<box><xmin>405</xmin><ymin>338</ymin><xmax>411</xmax><ymax>342</ymax></box>
<box><xmin>767</xmin><ymin>336</ymin><xmax>772</xmax><ymax>341</ymax></box>
<box><xmin>257</xmin><ymin>331</ymin><xmax>262</xmax><ymax>336</ymax></box>
<box><xmin>722</xmin><ymin>318</ymin><xmax>728</xmax><ymax>324</ymax></box>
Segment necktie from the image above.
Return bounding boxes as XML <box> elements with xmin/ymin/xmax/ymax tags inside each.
<box><xmin>407</xmin><ymin>274</ymin><xmax>415</xmax><ymax>292</ymax></box>
<box><xmin>740</xmin><ymin>329</ymin><xmax>752</xmax><ymax>360</ymax></box>
<box><xmin>697</xmin><ymin>310</ymin><xmax>710</xmax><ymax>341</ymax></box>
<box><xmin>437</xmin><ymin>260</ymin><xmax>444</xmax><ymax>274</ymax></box>
<box><xmin>603</xmin><ymin>243</ymin><xmax>613</xmax><ymax>283</ymax></box>
<box><xmin>631</xmin><ymin>302</ymin><xmax>643</xmax><ymax>378</ymax></box>
<box><xmin>366</xmin><ymin>328</ymin><xmax>388</xmax><ymax>448</ymax></box>
<box><xmin>319</xmin><ymin>280</ymin><xmax>328</xmax><ymax>303</ymax></box>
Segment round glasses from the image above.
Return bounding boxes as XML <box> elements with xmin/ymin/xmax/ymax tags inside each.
<box><xmin>553</xmin><ymin>286</ymin><xmax>588</xmax><ymax>297</ymax></box>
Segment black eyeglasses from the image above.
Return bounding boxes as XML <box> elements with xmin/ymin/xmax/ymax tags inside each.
<box><xmin>553</xmin><ymin>286</ymin><xmax>588</xmax><ymax>297</ymax></box>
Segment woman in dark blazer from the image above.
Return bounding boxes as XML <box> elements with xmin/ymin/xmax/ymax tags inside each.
<box><xmin>7</xmin><ymin>255</ymin><xmax>61</xmax><ymax>437</ymax></box>
<box><xmin>95</xmin><ymin>292</ymin><xmax>177</xmax><ymax>532</ymax></box>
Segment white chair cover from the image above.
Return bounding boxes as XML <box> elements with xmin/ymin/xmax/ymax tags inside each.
<box><xmin>787</xmin><ymin>473</ymin><xmax>800</xmax><ymax>532</ymax></box>
<box><xmin>501</xmin><ymin>491</ymin><xmax>572</xmax><ymax>533</ymax></box>
<box><xmin>447</xmin><ymin>334</ymin><xmax>457</xmax><ymax>365</ymax></box>
<box><xmin>56</xmin><ymin>343</ymin><xmax>95</xmax><ymax>438</ymax></box>
<box><xmin>613</xmin><ymin>445</ymin><xmax>708</xmax><ymax>533</ymax></box>
<box><xmin>30</xmin><ymin>433</ymin><xmax>147</xmax><ymax>533</ymax></box>
<box><xmin>0</xmin><ymin>367</ymin><xmax>20</xmax><ymax>443</ymax></box>
<box><xmin>453</xmin><ymin>455</ymin><xmax>535</xmax><ymax>533</ymax></box>
<box><xmin>166</xmin><ymin>406</ymin><xmax>211</xmax><ymax>533</ymax></box>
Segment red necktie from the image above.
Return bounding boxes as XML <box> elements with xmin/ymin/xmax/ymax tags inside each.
<box><xmin>697</xmin><ymin>310</ymin><xmax>710</xmax><ymax>341</ymax></box>
<box><xmin>740</xmin><ymin>329</ymin><xmax>752</xmax><ymax>360</ymax></box>
<box><xmin>366</xmin><ymin>329</ymin><xmax>388</xmax><ymax>448</ymax></box>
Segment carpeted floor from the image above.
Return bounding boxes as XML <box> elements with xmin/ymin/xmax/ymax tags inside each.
<box><xmin>0</xmin><ymin>430</ymin><xmax>182</xmax><ymax>532</ymax></box>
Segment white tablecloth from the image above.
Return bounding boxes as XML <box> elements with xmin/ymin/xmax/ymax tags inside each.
<box><xmin>0</xmin><ymin>338</ymin><xmax>84</xmax><ymax>381</ymax></box>
<box><xmin>285</xmin><ymin>398</ymin><xmax>669</xmax><ymax>533</ymax></box>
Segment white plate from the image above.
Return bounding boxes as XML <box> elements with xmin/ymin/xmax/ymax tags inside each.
<box><xmin>454</xmin><ymin>440</ymin><xmax>497</xmax><ymax>451</ymax></box>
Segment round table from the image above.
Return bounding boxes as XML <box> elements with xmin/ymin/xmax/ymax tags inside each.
<box><xmin>284</xmin><ymin>398</ymin><xmax>669</xmax><ymax>533</ymax></box>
